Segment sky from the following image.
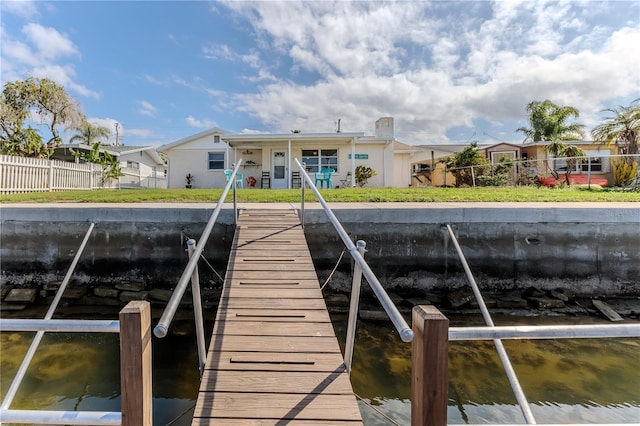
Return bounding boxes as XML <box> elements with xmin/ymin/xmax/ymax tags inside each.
<box><xmin>1</xmin><ymin>0</ymin><xmax>639</xmax><ymax>147</ymax></box>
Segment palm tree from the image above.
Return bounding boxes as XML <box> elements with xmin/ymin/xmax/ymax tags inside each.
<box><xmin>517</xmin><ymin>100</ymin><xmax>585</xmax><ymax>142</ymax></box>
<box><xmin>591</xmin><ymin>99</ymin><xmax>640</xmax><ymax>156</ymax></box>
<box><xmin>69</xmin><ymin>121</ymin><xmax>111</xmax><ymax>146</ymax></box>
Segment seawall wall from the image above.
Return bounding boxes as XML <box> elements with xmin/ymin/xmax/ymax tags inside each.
<box><xmin>1</xmin><ymin>203</ymin><xmax>638</xmax><ymax>295</ymax></box>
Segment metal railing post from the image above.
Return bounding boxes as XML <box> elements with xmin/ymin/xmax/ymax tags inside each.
<box><xmin>300</xmin><ymin>169</ymin><xmax>306</xmax><ymax>229</ymax></box>
<box><xmin>446</xmin><ymin>224</ymin><xmax>536</xmax><ymax>424</ymax></box>
<box><xmin>1</xmin><ymin>222</ymin><xmax>95</xmax><ymax>411</ymax></box>
<box><xmin>232</xmin><ymin>164</ymin><xmax>238</xmax><ymax>225</ymax></box>
<box><xmin>344</xmin><ymin>240</ymin><xmax>366</xmax><ymax>374</ymax></box>
<box><xmin>187</xmin><ymin>239</ymin><xmax>207</xmax><ymax>377</ymax></box>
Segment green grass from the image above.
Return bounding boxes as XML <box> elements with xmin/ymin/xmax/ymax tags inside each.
<box><xmin>2</xmin><ymin>186</ymin><xmax>639</xmax><ymax>203</ymax></box>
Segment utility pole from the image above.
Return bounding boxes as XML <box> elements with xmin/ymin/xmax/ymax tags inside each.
<box><xmin>114</xmin><ymin>123</ymin><xmax>120</xmax><ymax>146</ymax></box>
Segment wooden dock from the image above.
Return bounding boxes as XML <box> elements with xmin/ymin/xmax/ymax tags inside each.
<box><xmin>192</xmin><ymin>209</ymin><xmax>362</xmax><ymax>425</ymax></box>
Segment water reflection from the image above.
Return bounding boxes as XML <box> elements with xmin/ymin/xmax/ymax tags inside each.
<box><xmin>0</xmin><ymin>322</ymin><xmax>199</xmax><ymax>426</ymax></box>
<box><xmin>1</xmin><ymin>312</ymin><xmax>638</xmax><ymax>425</ymax></box>
<box><xmin>335</xmin><ymin>312</ymin><xmax>640</xmax><ymax>424</ymax></box>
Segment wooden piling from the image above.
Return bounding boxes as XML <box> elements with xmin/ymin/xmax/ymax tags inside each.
<box><xmin>411</xmin><ymin>305</ymin><xmax>449</xmax><ymax>426</ymax></box>
<box><xmin>119</xmin><ymin>301</ymin><xmax>153</xmax><ymax>426</ymax></box>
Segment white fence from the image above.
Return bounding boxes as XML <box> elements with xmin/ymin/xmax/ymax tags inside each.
<box><xmin>118</xmin><ymin>167</ymin><xmax>167</xmax><ymax>189</ymax></box>
<box><xmin>0</xmin><ymin>155</ymin><xmax>104</xmax><ymax>194</ymax></box>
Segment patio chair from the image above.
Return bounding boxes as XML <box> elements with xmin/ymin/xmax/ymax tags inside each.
<box><xmin>224</xmin><ymin>169</ymin><xmax>244</xmax><ymax>188</ymax></box>
<box><xmin>291</xmin><ymin>171</ymin><xmax>302</xmax><ymax>188</ymax></box>
<box><xmin>261</xmin><ymin>171</ymin><xmax>270</xmax><ymax>189</ymax></box>
<box><xmin>314</xmin><ymin>168</ymin><xmax>334</xmax><ymax>188</ymax></box>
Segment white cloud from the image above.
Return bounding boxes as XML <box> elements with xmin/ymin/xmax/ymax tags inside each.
<box><xmin>1</xmin><ymin>21</ymin><xmax>99</xmax><ymax>99</ymax></box>
<box><xmin>22</xmin><ymin>23</ymin><xmax>78</xmax><ymax>60</ymax></box>
<box><xmin>185</xmin><ymin>115</ymin><xmax>217</xmax><ymax>129</ymax></box>
<box><xmin>138</xmin><ymin>100</ymin><xmax>158</xmax><ymax>117</ymax></box>
<box><xmin>2</xmin><ymin>0</ymin><xmax>38</xmax><ymax>18</ymax></box>
<box><xmin>221</xmin><ymin>1</ymin><xmax>640</xmax><ymax>143</ymax></box>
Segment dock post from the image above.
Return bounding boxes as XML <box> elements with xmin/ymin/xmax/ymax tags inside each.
<box><xmin>411</xmin><ymin>305</ymin><xmax>448</xmax><ymax>426</ymax></box>
<box><xmin>120</xmin><ymin>301</ymin><xmax>153</xmax><ymax>426</ymax></box>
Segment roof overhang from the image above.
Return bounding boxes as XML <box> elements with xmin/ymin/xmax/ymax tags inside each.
<box><xmin>223</xmin><ymin>132</ymin><xmax>364</xmax><ymax>147</ymax></box>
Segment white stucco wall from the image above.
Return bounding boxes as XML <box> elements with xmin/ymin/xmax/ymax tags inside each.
<box><xmin>163</xmin><ymin>135</ymin><xmax>230</xmax><ymax>189</ymax></box>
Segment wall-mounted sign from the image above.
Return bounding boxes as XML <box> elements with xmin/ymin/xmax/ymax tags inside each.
<box><xmin>348</xmin><ymin>154</ymin><xmax>369</xmax><ymax>159</ymax></box>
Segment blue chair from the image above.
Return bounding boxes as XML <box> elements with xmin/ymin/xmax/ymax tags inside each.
<box><xmin>224</xmin><ymin>169</ymin><xmax>244</xmax><ymax>188</ymax></box>
<box><xmin>314</xmin><ymin>168</ymin><xmax>334</xmax><ymax>188</ymax></box>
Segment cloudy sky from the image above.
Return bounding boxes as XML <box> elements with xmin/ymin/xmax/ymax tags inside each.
<box><xmin>1</xmin><ymin>0</ymin><xmax>638</xmax><ymax>146</ymax></box>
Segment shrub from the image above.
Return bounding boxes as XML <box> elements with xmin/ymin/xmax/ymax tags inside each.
<box><xmin>355</xmin><ymin>165</ymin><xmax>377</xmax><ymax>187</ymax></box>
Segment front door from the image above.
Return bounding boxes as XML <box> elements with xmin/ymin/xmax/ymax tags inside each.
<box><xmin>272</xmin><ymin>151</ymin><xmax>287</xmax><ymax>189</ymax></box>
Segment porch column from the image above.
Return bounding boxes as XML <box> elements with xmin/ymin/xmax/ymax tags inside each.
<box><xmin>351</xmin><ymin>138</ymin><xmax>356</xmax><ymax>187</ymax></box>
<box><xmin>288</xmin><ymin>139</ymin><xmax>292</xmax><ymax>189</ymax></box>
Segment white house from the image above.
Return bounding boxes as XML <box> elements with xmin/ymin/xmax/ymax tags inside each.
<box><xmin>110</xmin><ymin>146</ymin><xmax>167</xmax><ymax>189</ymax></box>
<box><xmin>158</xmin><ymin>117</ymin><xmax>422</xmax><ymax>189</ymax></box>
<box><xmin>52</xmin><ymin>144</ymin><xmax>167</xmax><ymax>188</ymax></box>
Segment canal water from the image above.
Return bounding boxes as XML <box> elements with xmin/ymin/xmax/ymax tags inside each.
<box><xmin>1</xmin><ymin>311</ymin><xmax>638</xmax><ymax>425</ymax></box>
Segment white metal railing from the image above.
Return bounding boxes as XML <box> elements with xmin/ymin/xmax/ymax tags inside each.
<box><xmin>0</xmin><ymin>154</ymin><xmax>103</xmax><ymax>193</ymax></box>
<box><xmin>0</xmin><ymin>222</ymin><xmax>152</xmax><ymax>425</ymax></box>
<box><xmin>294</xmin><ymin>158</ymin><xmax>413</xmax><ymax>374</ymax></box>
<box><xmin>1</xmin><ymin>223</ymin><xmax>96</xmax><ymax>412</ymax></box>
<box><xmin>433</xmin><ymin>224</ymin><xmax>640</xmax><ymax>426</ymax></box>
<box><xmin>446</xmin><ymin>224</ymin><xmax>535</xmax><ymax>423</ymax></box>
<box><xmin>152</xmin><ymin>160</ymin><xmax>242</xmax><ymax>376</ymax></box>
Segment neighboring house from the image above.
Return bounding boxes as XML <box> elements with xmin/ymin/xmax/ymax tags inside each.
<box><xmin>408</xmin><ymin>139</ymin><xmax>617</xmax><ymax>187</ymax></box>
<box><xmin>521</xmin><ymin>140</ymin><xmax>615</xmax><ymax>183</ymax></box>
<box><xmin>52</xmin><ymin>144</ymin><xmax>167</xmax><ymax>188</ymax></box>
<box><xmin>110</xmin><ymin>146</ymin><xmax>167</xmax><ymax>189</ymax></box>
<box><xmin>159</xmin><ymin>118</ymin><xmax>421</xmax><ymax>189</ymax></box>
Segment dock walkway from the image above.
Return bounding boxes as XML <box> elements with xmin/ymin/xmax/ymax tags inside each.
<box><xmin>192</xmin><ymin>209</ymin><xmax>362</xmax><ymax>425</ymax></box>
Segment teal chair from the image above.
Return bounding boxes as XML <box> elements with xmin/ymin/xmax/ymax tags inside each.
<box><xmin>224</xmin><ymin>169</ymin><xmax>244</xmax><ymax>188</ymax></box>
<box><xmin>314</xmin><ymin>168</ymin><xmax>334</xmax><ymax>188</ymax></box>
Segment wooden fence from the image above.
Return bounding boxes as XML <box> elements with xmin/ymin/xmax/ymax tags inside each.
<box><xmin>0</xmin><ymin>154</ymin><xmax>103</xmax><ymax>194</ymax></box>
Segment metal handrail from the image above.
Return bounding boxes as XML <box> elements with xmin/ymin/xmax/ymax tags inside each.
<box><xmin>450</xmin><ymin>323</ymin><xmax>640</xmax><ymax>340</ymax></box>
<box><xmin>0</xmin><ymin>319</ymin><xmax>125</xmax><ymax>425</ymax></box>
<box><xmin>446</xmin><ymin>224</ymin><xmax>535</xmax><ymax>424</ymax></box>
<box><xmin>0</xmin><ymin>319</ymin><xmax>119</xmax><ymax>333</ymax></box>
<box><xmin>294</xmin><ymin>158</ymin><xmax>413</xmax><ymax>343</ymax></box>
<box><xmin>0</xmin><ymin>410</ymin><xmax>121</xmax><ymax>425</ymax></box>
<box><xmin>1</xmin><ymin>222</ymin><xmax>96</xmax><ymax>412</ymax></box>
<box><xmin>153</xmin><ymin>160</ymin><xmax>242</xmax><ymax>339</ymax></box>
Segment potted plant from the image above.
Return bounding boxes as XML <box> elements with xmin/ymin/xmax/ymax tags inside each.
<box><xmin>185</xmin><ymin>173</ymin><xmax>195</xmax><ymax>188</ymax></box>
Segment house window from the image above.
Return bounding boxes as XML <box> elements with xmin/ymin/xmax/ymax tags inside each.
<box><xmin>553</xmin><ymin>149</ymin><xmax>610</xmax><ymax>173</ymax></box>
<box><xmin>214</xmin><ymin>135</ymin><xmax>220</xmax><ymax>144</ymax></box>
<box><xmin>302</xmin><ymin>149</ymin><xmax>338</xmax><ymax>173</ymax></box>
<box><xmin>208</xmin><ymin>152</ymin><xmax>225</xmax><ymax>170</ymax></box>
<box><xmin>126</xmin><ymin>161</ymin><xmax>139</xmax><ymax>170</ymax></box>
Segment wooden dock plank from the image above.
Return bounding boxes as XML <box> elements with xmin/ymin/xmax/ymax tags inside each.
<box><xmin>199</xmin><ymin>371</ymin><xmax>353</xmax><ymax>394</ymax></box>
<box><xmin>193</xmin><ymin>209</ymin><xmax>362</xmax><ymax>425</ymax></box>
<box><xmin>193</xmin><ymin>393</ymin><xmax>361</xmax><ymax>421</ymax></box>
<box><xmin>217</xmin><ymin>298</ymin><xmax>329</xmax><ymax>310</ymax></box>
<box><xmin>207</xmin><ymin>335</ymin><xmax>342</xmax><ymax>353</ymax></box>
<box><xmin>216</xmin><ymin>308</ymin><xmax>331</xmax><ymax>322</ymax></box>
<box><xmin>212</xmin><ymin>320</ymin><xmax>337</xmax><ymax>337</ymax></box>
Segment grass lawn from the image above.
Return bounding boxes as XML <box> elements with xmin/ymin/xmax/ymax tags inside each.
<box><xmin>2</xmin><ymin>186</ymin><xmax>639</xmax><ymax>203</ymax></box>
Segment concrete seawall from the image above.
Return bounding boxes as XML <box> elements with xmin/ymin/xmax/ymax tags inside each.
<box><xmin>1</xmin><ymin>202</ymin><xmax>639</xmax><ymax>295</ymax></box>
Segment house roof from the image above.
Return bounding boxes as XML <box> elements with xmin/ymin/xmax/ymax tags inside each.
<box><xmin>223</xmin><ymin>132</ymin><xmax>364</xmax><ymax>146</ymax></box>
<box><xmin>54</xmin><ymin>144</ymin><xmax>165</xmax><ymax>165</ymax></box>
<box><xmin>157</xmin><ymin>127</ymin><xmax>230</xmax><ymax>152</ymax></box>
<box><xmin>392</xmin><ymin>140</ymin><xmax>422</xmax><ymax>153</ymax></box>
<box><xmin>112</xmin><ymin>145</ymin><xmax>165</xmax><ymax>165</ymax></box>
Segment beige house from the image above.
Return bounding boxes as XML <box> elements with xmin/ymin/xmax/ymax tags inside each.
<box><xmin>408</xmin><ymin>139</ymin><xmax>618</xmax><ymax>187</ymax></box>
<box><xmin>158</xmin><ymin>118</ymin><xmax>421</xmax><ymax>189</ymax></box>
<box><xmin>521</xmin><ymin>140</ymin><xmax>615</xmax><ymax>182</ymax></box>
